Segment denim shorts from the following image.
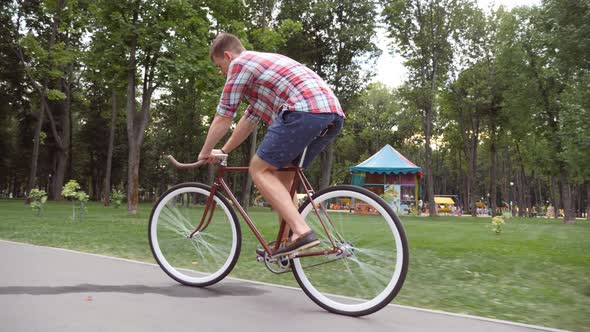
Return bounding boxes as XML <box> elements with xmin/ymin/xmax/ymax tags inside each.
<box><xmin>257</xmin><ymin>110</ymin><xmax>344</xmax><ymax>169</ymax></box>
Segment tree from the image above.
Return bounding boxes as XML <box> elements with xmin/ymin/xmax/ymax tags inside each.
<box><xmin>0</xmin><ymin>1</ymin><xmax>31</xmax><ymax>198</ymax></box>
<box><xmin>86</xmin><ymin>2</ymin><xmax>129</xmax><ymax>205</ymax></box>
<box><xmin>443</xmin><ymin>65</ymin><xmax>487</xmax><ymax>216</ymax></box>
<box><xmin>440</xmin><ymin>5</ymin><xmax>514</xmax><ymax>216</ymax></box>
<box><xmin>542</xmin><ymin>0</ymin><xmax>590</xmax><ymax>220</ymax></box>
<box><xmin>348</xmin><ymin>83</ymin><xmax>402</xmax><ymax>155</ymax></box>
<box><xmin>383</xmin><ymin>0</ymin><xmax>473</xmax><ymax>215</ymax></box>
<box><xmin>509</xmin><ymin>4</ymin><xmax>585</xmax><ymax>223</ymax></box>
<box><xmin>241</xmin><ymin>0</ymin><xmax>272</xmax><ymax>210</ymax></box>
<box><xmin>278</xmin><ymin>0</ymin><xmax>380</xmax><ymax>189</ymax></box>
<box><xmin>92</xmin><ymin>0</ymin><xmax>211</xmax><ymax>214</ymax></box>
<box><xmin>13</xmin><ymin>0</ymin><xmax>87</xmax><ymax>200</ymax></box>
<box><xmin>560</xmin><ymin>76</ymin><xmax>590</xmax><ymax>220</ymax></box>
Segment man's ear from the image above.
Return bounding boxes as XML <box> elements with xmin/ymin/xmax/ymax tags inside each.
<box><xmin>223</xmin><ymin>51</ymin><xmax>233</xmax><ymax>61</ymax></box>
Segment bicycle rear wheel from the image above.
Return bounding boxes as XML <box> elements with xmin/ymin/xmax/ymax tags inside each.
<box><xmin>149</xmin><ymin>183</ymin><xmax>241</xmax><ymax>287</ymax></box>
<box><xmin>292</xmin><ymin>185</ymin><xmax>409</xmax><ymax>316</ymax></box>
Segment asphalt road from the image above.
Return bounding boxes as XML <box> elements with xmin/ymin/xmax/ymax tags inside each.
<box><xmin>0</xmin><ymin>240</ymin><xmax>567</xmax><ymax>332</ymax></box>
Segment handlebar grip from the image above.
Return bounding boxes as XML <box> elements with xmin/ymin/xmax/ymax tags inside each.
<box><xmin>166</xmin><ymin>153</ymin><xmax>228</xmax><ymax>169</ymax></box>
<box><xmin>167</xmin><ymin>155</ymin><xmax>205</xmax><ymax>169</ymax></box>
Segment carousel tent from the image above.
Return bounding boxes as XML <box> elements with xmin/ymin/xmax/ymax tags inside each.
<box><xmin>350</xmin><ymin>145</ymin><xmax>422</xmax><ymax>214</ymax></box>
<box><xmin>350</xmin><ymin>144</ymin><xmax>422</xmax><ymax>174</ymax></box>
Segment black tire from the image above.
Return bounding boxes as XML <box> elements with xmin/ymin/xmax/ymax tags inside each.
<box><xmin>292</xmin><ymin>185</ymin><xmax>409</xmax><ymax>316</ymax></box>
<box><xmin>148</xmin><ymin>182</ymin><xmax>241</xmax><ymax>287</ymax></box>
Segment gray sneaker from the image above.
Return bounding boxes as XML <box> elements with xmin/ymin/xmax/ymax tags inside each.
<box><xmin>255</xmin><ymin>241</ymin><xmax>277</xmax><ymax>257</ymax></box>
<box><xmin>271</xmin><ymin>230</ymin><xmax>320</xmax><ymax>258</ymax></box>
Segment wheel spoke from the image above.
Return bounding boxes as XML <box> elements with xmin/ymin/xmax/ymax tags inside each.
<box><xmin>339</xmin><ymin>257</ymin><xmax>366</xmax><ymax>293</ymax></box>
<box><xmin>354</xmin><ymin>247</ymin><xmax>396</xmax><ymax>263</ymax></box>
<box><xmin>346</xmin><ymin>255</ymin><xmax>393</xmax><ymax>286</ymax></box>
<box><xmin>292</xmin><ymin>186</ymin><xmax>408</xmax><ymax>316</ymax></box>
<box><xmin>160</xmin><ymin>206</ymin><xmax>194</xmax><ymax>234</ymax></box>
<box><xmin>149</xmin><ymin>184</ymin><xmax>241</xmax><ymax>287</ymax></box>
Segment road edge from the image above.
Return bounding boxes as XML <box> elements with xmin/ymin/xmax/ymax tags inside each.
<box><xmin>0</xmin><ymin>239</ymin><xmax>570</xmax><ymax>332</ymax></box>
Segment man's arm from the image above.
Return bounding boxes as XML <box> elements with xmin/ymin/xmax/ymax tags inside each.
<box><xmin>199</xmin><ymin>115</ymin><xmax>233</xmax><ymax>162</ymax></box>
<box><xmin>221</xmin><ymin>115</ymin><xmax>258</xmax><ymax>154</ymax></box>
<box><xmin>199</xmin><ymin>59</ymin><xmax>255</xmax><ymax>162</ymax></box>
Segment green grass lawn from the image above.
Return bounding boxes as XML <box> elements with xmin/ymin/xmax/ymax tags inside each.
<box><xmin>1</xmin><ymin>199</ymin><xmax>589</xmax><ymax>331</ymax></box>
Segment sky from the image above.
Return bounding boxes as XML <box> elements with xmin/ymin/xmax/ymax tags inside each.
<box><xmin>373</xmin><ymin>0</ymin><xmax>542</xmax><ymax>88</ymax></box>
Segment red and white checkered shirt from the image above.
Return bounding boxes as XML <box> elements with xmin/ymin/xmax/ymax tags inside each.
<box><xmin>216</xmin><ymin>51</ymin><xmax>345</xmax><ymax>124</ymax></box>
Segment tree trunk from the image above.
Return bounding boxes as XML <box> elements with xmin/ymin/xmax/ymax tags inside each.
<box><xmin>536</xmin><ymin>176</ymin><xmax>543</xmax><ymax>207</ymax></box>
<box><xmin>68</xmin><ymin>72</ymin><xmax>73</xmax><ymax>183</ymax></box>
<box><xmin>572</xmin><ymin>185</ymin><xmax>583</xmax><ymax>218</ymax></box>
<box><xmin>489</xmin><ymin>125</ymin><xmax>497</xmax><ymax>216</ymax></box>
<box><xmin>424</xmin><ymin>103</ymin><xmax>435</xmax><ymax>216</ymax></box>
<box><xmin>25</xmin><ymin>101</ymin><xmax>46</xmax><ymax>203</ymax></box>
<box><xmin>50</xmin><ymin>148</ymin><xmax>68</xmax><ymax>200</ymax></box>
<box><xmin>586</xmin><ymin>182</ymin><xmax>589</xmax><ymax>221</ymax></box>
<box><xmin>501</xmin><ymin>153</ymin><xmax>509</xmax><ymax>210</ymax></box>
<box><xmin>457</xmin><ymin>104</ymin><xmax>480</xmax><ymax>217</ymax></box>
<box><xmin>103</xmin><ymin>89</ymin><xmax>118</xmax><ymax>206</ymax></box>
<box><xmin>516</xmin><ymin>171</ymin><xmax>524</xmax><ymax>217</ymax></box>
<box><xmin>425</xmin><ymin>54</ymin><xmax>438</xmax><ymax>217</ymax></box>
<box><xmin>559</xmin><ymin>167</ymin><xmax>575</xmax><ymax>224</ymax></box>
<box><xmin>47</xmin><ymin>87</ymin><xmax>71</xmax><ymax>200</ymax></box>
<box><xmin>207</xmin><ymin>163</ymin><xmax>215</xmax><ymax>186</ymax></box>
<box><xmin>127</xmin><ymin>142</ymin><xmax>140</xmax><ymax>214</ymax></box>
<box><xmin>238</xmin><ymin>0</ymin><xmax>268</xmax><ymax>210</ymax></box>
<box><xmin>22</xmin><ymin>0</ymin><xmax>61</xmax><ymax>201</ymax></box>
<box><xmin>551</xmin><ymin>176</ymin><xmax>559</xmax><ymax>220</ymax></box>
<box><xmin>126</xmin><ymin>97</ymin><xmax>151</xmax><ymax>215</ymax></box>
<box><xmin>12</xmin><ymin>175</ymin><xmax>20</xmax><ymax>198</ymax></box>
<box><xmin>126</xmin><ymin>4</ymin><xmax>155</xmax><ymax>214</ymax></box>
<box><xmin>319</xmin><ymin>143</ymin><xmax>334</xmax><ymax>190</ymax></box>
<box><xmin>47</xmin><ymin>0</ymin><xmax>71</xmax><ymax>200</ymax></box>
<box><xmin>458</xmin><ymin>147</ymin><xmax>466</xmax><ymax>210</ymax></box>
<box><xmin>240</xmin><ymin>127</ymin><xmax>257</xmax><ymax>211</ymax></box>
<box><xmin>126</xmin><ymin>18</ymin><xmax>139</xmax><ymax>214</ymax></box>
<box><xmin>470</xmin><ymin>122</ymin><xmax>480</xmax><ymax>218</ymax></box>
<box><xmin>466</xmin><ymin>165</ymin><xmax>474</xmax><ymax>216</ymax></box>
<box><xmin>468</xmin><ymin>139</ymin><xmax>478</xmax><ymax>217</ymax></box>
<box><xmin>515</xmin><ymin>144</ymin><xmax>530</xmax><ymax>217</ymax></box>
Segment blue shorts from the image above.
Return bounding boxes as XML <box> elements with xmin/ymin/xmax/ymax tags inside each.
<box><xmin>257</xmin><ymin>111</ymin><xmax>344</xmax><ymax>169</ymax></box>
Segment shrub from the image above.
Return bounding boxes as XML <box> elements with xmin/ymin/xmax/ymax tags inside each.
<box><xmin>491</xmin><ymin>216</ymin><xmax>506</xmax><ymax>235</ymax></box>
<box><xmin>77</xmin><ymin>191</ymin><xmax>89</xmax><ymax>219</ymax></box>
<box><xmin>61</xmin><ymin>180</ymin><xmax>81</xmax><ymax>200</ymax></box>
<box><xmin>61</xmin><ymin>180</ymin><xmax>89</xmax><ymax>222</ymax></box>
<box><xmin>28</xmin><ymin>189</ymin><xmax>48</xmax><ymax>216</ymax></box>
<box><xmin>110</xmin><ymin>189</ymin><xmax>125</xmax><ymax>208</ymax></box>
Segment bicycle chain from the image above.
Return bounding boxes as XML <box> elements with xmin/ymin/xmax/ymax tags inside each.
<box><xmin>264</xmin><ymin>256</ymin><xmax>344</xmax><ymax>274</ymax></box>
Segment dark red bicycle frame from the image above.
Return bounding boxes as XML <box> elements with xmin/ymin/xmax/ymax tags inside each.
<box><xmin>189</xmin><ymin>164</ymin><xmax>340</xmax><ymax>258</ymax></box>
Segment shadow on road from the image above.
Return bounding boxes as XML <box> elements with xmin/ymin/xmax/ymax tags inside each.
<box><xmin>0</xmin><ymin>282</ymin><xmax>270</xmax><ymax>298</ymax></box>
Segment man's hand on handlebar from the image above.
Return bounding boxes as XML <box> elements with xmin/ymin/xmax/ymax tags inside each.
<box><xmin>198</xmin><ymin>148</ymin><xmax>226</xmax><ymax>164</ymax></box>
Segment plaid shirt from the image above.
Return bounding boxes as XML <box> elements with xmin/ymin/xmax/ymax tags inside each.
<box><xmin>216</xmin><ymin>51</ymin><xmax>345</xmax><ymax>124</ymax></box>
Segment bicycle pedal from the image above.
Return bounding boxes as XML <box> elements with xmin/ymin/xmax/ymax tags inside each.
<box><xmin>256</xmin><ymin>256</ymin><xmax>265</xmax><ymax>262</ymax></box>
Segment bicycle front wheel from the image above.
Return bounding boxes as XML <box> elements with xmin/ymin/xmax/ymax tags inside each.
<box><xmin>148</xmin><ymin>183</ymin><xmax>241</xmax><ymax>287</ymax></box>
<box><xmin>292</xmin><ymin>185</ymin><xmax>409</xmax><ymax>316</ymax></box>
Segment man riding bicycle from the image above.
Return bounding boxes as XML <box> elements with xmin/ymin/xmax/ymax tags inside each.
<box><xmin>198</xmin><ymin>32</ymin><xmax>345</xmax><ymax>257</ymax></box>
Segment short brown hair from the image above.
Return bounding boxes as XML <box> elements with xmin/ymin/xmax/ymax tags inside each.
<box><xmin>209</xmin><ymin>33</ymin><xmax>246</xmax><ymax>60</ymax></box>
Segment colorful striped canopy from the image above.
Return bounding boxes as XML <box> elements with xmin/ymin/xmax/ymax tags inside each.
<box><xmin>350</xmin><ymin>144</ymin><xmax>422</xmax><ymax>175</ymax></box>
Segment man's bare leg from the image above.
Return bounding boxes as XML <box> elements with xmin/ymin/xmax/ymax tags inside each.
<box><xmin>250</xmin><ymin>155</ymin><xmax>311</xmax><ymax>240</ymax></box>
<box><xmin>276</xmin><ymin>168</ymin><xmax>298</xmax><ymax>241</ymax></box>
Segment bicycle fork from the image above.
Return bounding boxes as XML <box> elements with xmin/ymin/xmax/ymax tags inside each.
<box><xmin>188</xmin><ymin>183</ymin><xmax>221</xmax><ymax>238</ymax></box>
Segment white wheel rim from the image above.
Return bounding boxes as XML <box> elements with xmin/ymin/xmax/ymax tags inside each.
<box><xmin>293</xmin><ymin>190</ymin><xmax>404</xmax><ymax>313</ymax></box>
<box><xmin>150</xmin><ymin>186</ymin><xmax>238</xmax><ymax>284</ymax></box>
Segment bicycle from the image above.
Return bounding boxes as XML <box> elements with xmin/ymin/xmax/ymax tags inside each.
<box><xmin>148</xmin><ymin>152</ymin><xmax>409</xmax><ymax>316</ymax></box>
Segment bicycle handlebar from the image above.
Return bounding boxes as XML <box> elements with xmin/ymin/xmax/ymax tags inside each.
<box><xmin>167</xmin><ymin>154</ymin><xmax>228</xmax><ymax>170</ymax></box>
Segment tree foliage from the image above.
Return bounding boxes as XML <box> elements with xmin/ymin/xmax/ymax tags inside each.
<box><xmin>0</xmin><ymin>0</ymin><xmax>588</xmax><ymax>221</ymax></box>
